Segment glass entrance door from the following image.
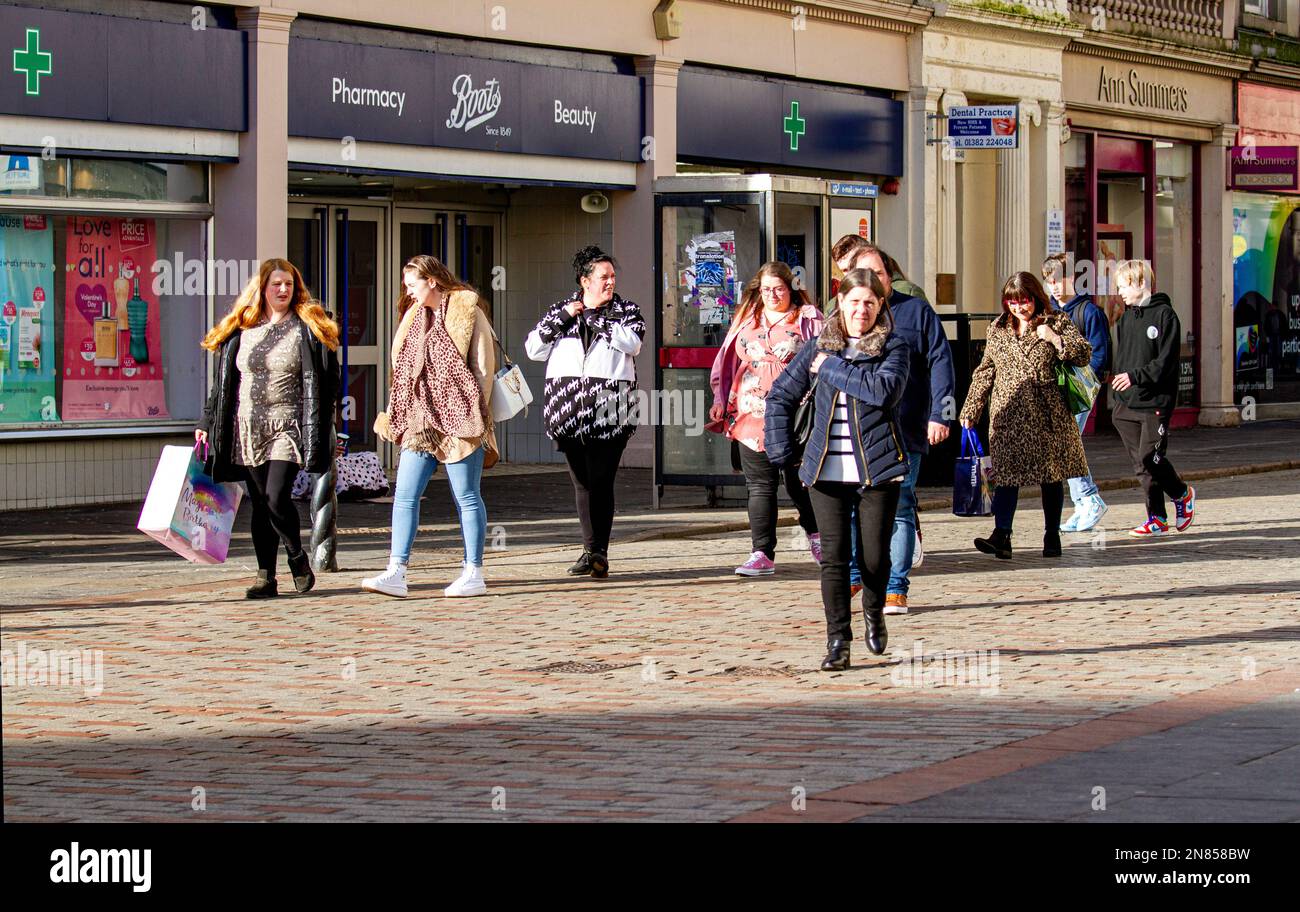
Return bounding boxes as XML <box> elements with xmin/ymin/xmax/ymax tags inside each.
<box><xmin>288</xmin><ymin>203</ymin><xmax>387</xmax><ymax>457</ymax></box>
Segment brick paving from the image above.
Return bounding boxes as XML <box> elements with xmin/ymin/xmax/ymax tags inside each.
<box><xmin>2</xmin><ymin>466</ymin><xmax>1298</xmax><ymax>822</ymax></box>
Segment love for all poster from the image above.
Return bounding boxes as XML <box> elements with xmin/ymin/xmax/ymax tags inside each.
<box><xmin>0</xmin><ymin>213</ymin><xmax>58</xmax><ymax>423</ymax></box>
<box><xmin>62</xmin><ymin>216</ymin><xmax>169</xmax><ymax>420</ymax></box>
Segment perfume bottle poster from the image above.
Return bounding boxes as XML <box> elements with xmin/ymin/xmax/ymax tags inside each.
<box><xmin>61</xmin><ymin>216</ymin><xmax>170</xmax><ymax>421</ymax></box>
<box><xmin>0</xmin><ymin>213</ymin><xmax>58</xmax><ymax>423</ymax></box>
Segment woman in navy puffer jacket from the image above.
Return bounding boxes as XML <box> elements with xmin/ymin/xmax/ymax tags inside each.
<box><xmin>765</xmin><ymin>268</ymin><xmax>910</xmax><ymax>672</ymax></box>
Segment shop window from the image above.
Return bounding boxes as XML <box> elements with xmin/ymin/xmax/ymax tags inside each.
<box><xmin>2</xmin><ymin>156</ymin><xmax>207</xmax><ymax>204</ymax></box>
<box><xmin>0</xmin><ymin>212</ymin><xmax>208</xmax><ymax>430</ymax></box>
<box><xmin>1155</xmin><ymin>141</ymin><xmax>1198</xmax><ymax>408</ymax></box>
<box><xmin>1232</xmin><ymin>192</ymin><xmax>1300</xmax><ymax>405</ymax></box>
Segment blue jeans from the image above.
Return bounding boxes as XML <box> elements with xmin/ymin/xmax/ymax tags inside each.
<box><xmin>1066</xmin><ymin>409</ymin><xmax>1100</xmax><ymax>503</ymax></box>
<box><xmin>390</xmin><ymin>446</ymin><xmax>486</xmax><ymax>566</ymax></box>
<box><xmin>849</xmin><ymin>453</ymin><xmax>922</xmax><ymax>593</ymax></box>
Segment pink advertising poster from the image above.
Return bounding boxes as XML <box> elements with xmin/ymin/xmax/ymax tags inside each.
<box><xmin>61</xmin><ymin>216</ymin><xmax>169</xmax><ymax>420</ymax></box>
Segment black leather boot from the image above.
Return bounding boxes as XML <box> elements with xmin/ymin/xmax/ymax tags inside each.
<box><xmin>864</xmin><ymin>605</ymin><xmax>888</xmax><ymax>656</ymax></box>
<box><xmin>245</xmin><ymin>570</ymin><xmax>278</xmax><ymax>599</ymax></box>
<box><xmin>589</xmin><ymin>551</ymin><xmax>609</xmax><ymax>579</ymax></box>
<box><xmin>974</xmin><ymin>527</ymin><xmax>1013</xmax><ymax>560</ymax></box>
<box><xmin>820</xmin><ymin>639</ymin><xmax>851</xmax><ymax>672</ymax></box>
<box><xmin>287</xmin><ymin>549</ymin><xmax>315</xmax><ymax>594</ymax></box>
<box><xmin>567</xmin><ymin>550</ymin><xmax>593</xmax><ymax>575</ymax></box>
<box><xmin>1042</xmin><ymin>531</ymin><xmax>1062</xmax><ymax>558</ymax></box>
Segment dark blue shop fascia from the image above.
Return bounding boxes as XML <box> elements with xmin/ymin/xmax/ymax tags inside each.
<box><xmin>0</xmin><ymin>4</ymin><xmax>245</xmax><ymax>132</ymax></box>
<box><xmin>677</xmin><ymin>67</ymin><xmax>903</xmax><ymax>177</ymax></box>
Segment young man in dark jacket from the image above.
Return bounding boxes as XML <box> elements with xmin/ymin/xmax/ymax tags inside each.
<box><xmin>1043</xmin><ymin>253</ymin><xmax>1109</xmax><ymax>532</ymax></box>
<box><xmin>841</xmin><ymin>242</ymin><xmax>955</xmax><ymax>613</ymax></box>
<box><xmin>1110</xmin><ymin>259</ymin><xmax>1195</xmax><ymax>536</ymax></box>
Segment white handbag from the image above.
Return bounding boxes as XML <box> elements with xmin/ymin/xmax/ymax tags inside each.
<box><xmin>488</xmin><ymin>327</ymin><xmax>533</xmax><ymax>422</ymax></box>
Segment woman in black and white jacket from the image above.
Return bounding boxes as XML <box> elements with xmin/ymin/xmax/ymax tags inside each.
<box><xmin>526</xmin><ymin>246</ymin><xmax>645</xmax><ymax>579</ymax></box>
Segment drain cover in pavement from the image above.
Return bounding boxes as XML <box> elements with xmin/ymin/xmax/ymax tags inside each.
<box><xmin>523</xmin><ymin>661</ymin><xmax>640</xmax><ymax>674</ymax></box>
<box><xmin>710</xmin><ymin>665</ymin><xmax>802</xmax><ymax>678</ymax></box>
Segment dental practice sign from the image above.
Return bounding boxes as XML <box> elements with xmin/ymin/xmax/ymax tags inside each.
<box><xmin>288</xmin><ymin>37</ymin><xmax>642</xmax><ymax>162</ymax></box>
<box><xmin>946</xmin><ymin>105</ymin><xmax>1020</xmax><ymax>149</ymax></box>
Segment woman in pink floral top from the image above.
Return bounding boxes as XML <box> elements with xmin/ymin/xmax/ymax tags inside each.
<box><xmin>709</xmin><ymin>262</ymin><xmax>824</xmax><ymax>576</ymax></box>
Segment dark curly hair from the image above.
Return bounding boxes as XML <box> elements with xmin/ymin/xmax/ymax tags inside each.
<box><xmin>573</xmin><ymin>245</ymin><xmax>618</xmax><ymax>286</ymax></box>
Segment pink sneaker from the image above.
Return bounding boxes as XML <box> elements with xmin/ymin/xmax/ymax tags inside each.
<box><xmin>735</xmin><ymin>551</ymin><xmax>775</xmax><ymax>576</ymax></box>
<box><xmin>808</xmin><ymin>533</ymin><xmax>823</xmax><ymax>565</ymax></box>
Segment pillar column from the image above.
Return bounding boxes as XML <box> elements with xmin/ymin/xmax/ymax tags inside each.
<box><xmin>612</xmin><ymin>56</ymin><xmax>682</xmax><ymax>469</ymax></box>
<box><xmin>904</xmin><ymin>85</ymin><xmax>943</xmax><ymax>298</ymax></box>
<box><xmin>937</xmin><ymin>90</ymin><xmax>967</xmax><ymax>283</ymax></box>
<box><xmin>1030</xmin><ymin>100</ymin><xmax>1066</xmax><ymax>270</ymax></box>
<box><xmin>1197</xmin><ymin>123</ymin><xmax>1241</xmax><ymax>427</ymax></box>
<box><xmin>995</xmin><ymin>99</ymin><xmax>1038</xmax><ymax>282</ymax></box>
<box><xmin>213</xmin><ymin>8</ymin><xmax>295</xmax><ymax>267</ymax></box>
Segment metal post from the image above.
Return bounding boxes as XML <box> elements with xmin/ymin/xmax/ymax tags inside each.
<box><xmin>309</xmin><ymin>429</ymin><xmax>339</xmax><ymax>573</ymax></box>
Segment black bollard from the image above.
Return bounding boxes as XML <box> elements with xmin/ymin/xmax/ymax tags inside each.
<box><xmin>309</xmin><ymin>437</ymin><xmax>340</xmax><ymax>572</ymax></box>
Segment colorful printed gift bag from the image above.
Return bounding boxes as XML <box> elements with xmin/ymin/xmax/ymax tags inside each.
<box><xmin>138</xmin><ymin>443</ymin><xmax>243</xmax><ymax>564</ymax></box>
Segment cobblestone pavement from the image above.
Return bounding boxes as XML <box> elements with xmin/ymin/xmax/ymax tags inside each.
<box><xmin>3</xmin><ymin>471</ymin><xmax>1298</xmax><ymax>822</ymax></box>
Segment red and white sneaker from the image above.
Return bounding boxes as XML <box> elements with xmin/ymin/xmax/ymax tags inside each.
<box><xmin>735</xmin><ymin>551</ymin><xmax>775</xmax><ymax>576</ymax></box>
<box><xmin>1128</xmin><ymin>516</ymin><xmax>1170</xmax><ymax>538</ymax></box>
<box><xmin>1173</xmin><ymin>485</ymin><xmax>1196</xmax><ymax>532</ymax></box>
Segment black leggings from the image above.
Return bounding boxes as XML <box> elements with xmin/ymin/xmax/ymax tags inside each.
<box><xmin>737</xmin><ymin>443</ymin><xmax>817</xmax><ymax>559</ymax></box>
<box><xmin>563</xmin><ymin>436</ymin><xmax>628</xmax><ymax>555</ymax></box>
<box><xmin>809</xmin><ymin>481</ymin><xmax>901</xmax><ymax>642</ymax></box>
<box><xmin>241</xmin><ymin>460</ymin><xmax>304</xmax><ymax>575</ymax></box>
<box><xmin>992</xmin><ymin>482</ymin><xmax>1064</xmax><ymax>534</ymax></box>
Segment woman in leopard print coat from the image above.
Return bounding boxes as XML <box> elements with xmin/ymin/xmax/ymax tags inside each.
<box><xmin>959</xmin><ymin>271</ymin><xmax>1092</xmax><ymax>559</ymax></box>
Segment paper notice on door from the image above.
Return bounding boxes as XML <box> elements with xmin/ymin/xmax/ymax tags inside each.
<box><xmin>683</xmin><ymin>230</ymin><xmax>736</xmax><ymax>325</ymax></box>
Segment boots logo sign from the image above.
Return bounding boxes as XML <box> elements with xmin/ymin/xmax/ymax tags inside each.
<box><xmin>446</xmin><ymin>73</ymin><xmax>503</xmax><ymax>133</ymax></box>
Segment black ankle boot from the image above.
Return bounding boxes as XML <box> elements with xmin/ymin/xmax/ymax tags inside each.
<box><xmin>245</xmin><ymin>570</ymin><xmax>278</xmax><ymax>599</ymax></box>
<box><xmin>287</xmin><ymin>549</ymin><xmax>315</xmax><ymax>594</ymax></box>
<box><xmin>568</xmin><ymin>550</ymin><xmax>593</xmax><ymax>575</ymax></box>
<box><xmin>863</xmin><ymin>605</ymin><xmax>888</xmax><ymax>655</ymax></box>
<box><xmin>820</xmin><ymin>638</ymin><xmax>851</xmax><ymax>671</ymax></box>
<box><xmin>1042</xmin><ymin>531</ymin><xmax>1062</xmax><ymax>557</ymax></box>
<box><xmin>974</xmin><ymin>527</ymin><xmax>1013</xmax><ymax>560</ymax></box>
<box><xmin>589</xmin><ymin>551</ymin><xmax>609</xmax><ymax>579</ymax></box>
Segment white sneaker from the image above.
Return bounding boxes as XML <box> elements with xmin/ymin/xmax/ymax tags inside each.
<box><xmin>444</xmin><ymin>563</ymin><xmax>486</xmax><ymax>598</ymax></box>
<box><xmin>1076</xmin><ymin>494</ymin><xmax>1108</xmax><ymax>532</ymax></box>
<box><xmin>362</xmin><ymin>563</ymin><xmax>408</xmax><ymax>598</ymax></box>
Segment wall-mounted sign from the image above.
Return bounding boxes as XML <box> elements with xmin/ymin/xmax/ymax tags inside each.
<box><xmin>287</xmin><ymin>38</ymin><xmax>643</xmax><ymax>162</ymax></box>
<box><xmin>0</xmin><ymin>6</ymin><xmax>245</xmax><ymax>132</ymax></box>
<box><xmin>1046</xmin><ymin>208</ymin><xmax>1065</xmax><ymax>255</ymax></box>
<box><xmin>1096</xmin><ymin>65</ymin><xmax>1188</xmax><ymax>114</ymax></box>
<box><xmin>1230</xmin><ymin>145</ymin><xmax>1299</xmax><ymax>192</ymax></box>
<box><xmin>676</xmin><ymin>69</ymin><xmax>903</xmax><ymax>176</ymax></box>
<box><xmin>947</xmin><ymin>105</ymin><xmax>1019</xmax><ymax>149</ymax></box>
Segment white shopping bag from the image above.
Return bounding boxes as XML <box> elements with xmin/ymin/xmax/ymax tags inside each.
<box><xmin>137</xmin><ymin>443</ymin><xmax>243</xmax><ymax>564</ymax></box>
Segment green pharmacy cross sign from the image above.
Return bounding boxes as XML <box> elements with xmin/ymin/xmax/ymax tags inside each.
<box><xmin>784</xmin><ymin>100</ymin><xmax>806</xmax><ymax>152</ymax></box>
<box><xmin>13</xmin><ymin>28</ymin><xmax>52</xmax><ymax>96</ymax></box>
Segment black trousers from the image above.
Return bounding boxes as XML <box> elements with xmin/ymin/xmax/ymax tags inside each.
<box><xmin>1112</xmin><ymin>403</ymin><xmax>1188</xmax><ymax>520</ymax></box>
<box><xmin>241</xmin><ymin>459</ymin><xmax>304</xmax><ymax>575</ymax></box>
<box><xmin>992</xmin><ymin>482</ymin><xmax>1065</xmax><ymax>534</ymax></box>
<box><xmin>737</xmin><ymin>443</ymin><xmax>817</xmax><ymax>559</ymax></box>
<box><xmin>563</xmin><ymin>435</ymin><xmax>628</xmax><ymax>555</ymax></box>
<box><xmin>809</xmin><ymin>481</ymin><xmax>901</xmax><ymax>642</ymax></box>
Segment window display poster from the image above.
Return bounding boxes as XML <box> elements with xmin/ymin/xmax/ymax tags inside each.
<box><xmin>0</xmin><ymin>213</ymin><xmax>58</xmax><ymax>423</ymax></box>
<box><xmin>62</xmin><ymin>216</ymin><xmax>169</xmax><ymax>420</ymax></box>
<box><xmin>683</xmin><ymin>230</ymin><xmax>736</xmax><ymax>326</ymax></box>
<box><xmin>1232</xmin><ymin>194</ymin><xmax>1300</xmax><ymax>400</ymax></box>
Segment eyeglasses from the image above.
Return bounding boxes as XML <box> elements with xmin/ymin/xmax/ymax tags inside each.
<box><xmin>759</xmin><ymin>286</ymin><xmax>788</xmax><ymax>297</ymax></box>
<box><xmin>1006</xmin><ymin>298</ymin><xmax>1035</xmax><ymax>308</ymax></box>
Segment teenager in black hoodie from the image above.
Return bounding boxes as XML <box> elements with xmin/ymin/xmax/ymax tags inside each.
<box><xmin>1110</xmin><ymin>260</ymin><xmax>1195</xmax><ymax>536</ymax></box>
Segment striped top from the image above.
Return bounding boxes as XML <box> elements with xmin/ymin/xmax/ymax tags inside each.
<box><xmin>819</xmin><ymin>340</ymin><xmax>861</xmax><ymax>484</ymax></box>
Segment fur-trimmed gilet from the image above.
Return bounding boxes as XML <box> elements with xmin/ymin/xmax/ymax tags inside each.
<box><xmin>375</xmin><ymin>289</ymin><xmax>499</xmax><ymax>468</ymax></box>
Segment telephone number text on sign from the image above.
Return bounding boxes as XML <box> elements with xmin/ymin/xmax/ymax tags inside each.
<box><xmin>950</xmin><ymin>135</ymin><xmax>1018</xmax><ymax>149</ymax></box>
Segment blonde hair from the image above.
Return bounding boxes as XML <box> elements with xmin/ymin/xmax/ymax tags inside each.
<box><xmin>202</xmin><ymin>258</ymin><xmax>339</xmax><ymax>351</ymax></box>
<box><xmin>397</xmin><ymin>254</ymin><xmax>476</xmax><ymax>320</ymax></box>
<box><xmin>1115</xmin><ymin>259</ymin><xmax>1154</xmax><ymax>292</ymax></box>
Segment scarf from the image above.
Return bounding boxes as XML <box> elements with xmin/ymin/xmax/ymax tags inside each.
<box><xmin>387</xmin><ymin>304</ymin><xmax>485</xmax><ymax>448</ymax></box>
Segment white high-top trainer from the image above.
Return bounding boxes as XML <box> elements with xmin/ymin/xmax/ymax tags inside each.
<box><xmin>362</xmin><ymin>563</ymin><xmax>408</xmax><ymax>598</ymax></box>
<box><xmin>443</xmin><ymin>563</ymin><xmax>486</xmax><ymax>597</ymax></box>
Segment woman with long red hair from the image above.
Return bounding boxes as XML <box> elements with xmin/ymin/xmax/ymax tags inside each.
<box><xmin>196</xmin><ymin>258</ymin><xmax>340</xmax><ymax>598</ymax></box>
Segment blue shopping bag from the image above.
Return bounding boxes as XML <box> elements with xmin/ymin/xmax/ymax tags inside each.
<box><xmin>952</xmin><ymin>427</ymin><xmax>993</xmax><ymax>517</ymax></box>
